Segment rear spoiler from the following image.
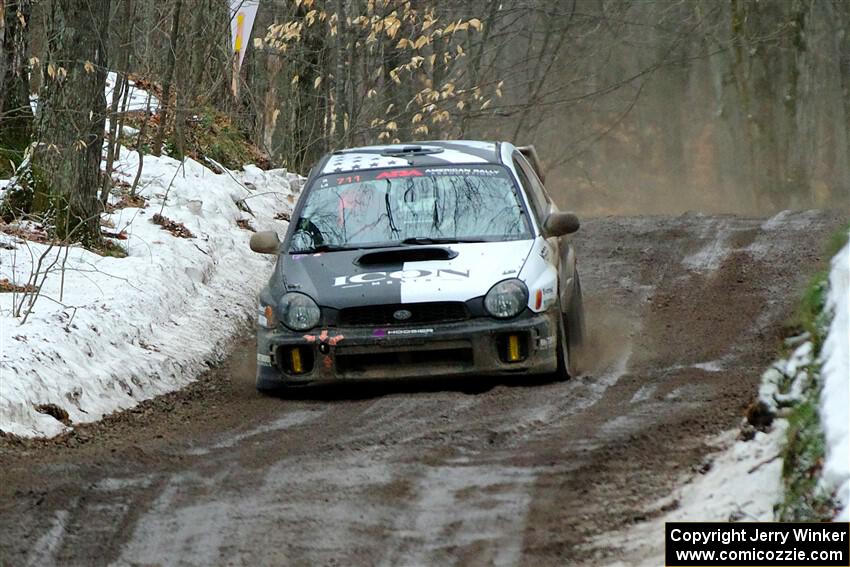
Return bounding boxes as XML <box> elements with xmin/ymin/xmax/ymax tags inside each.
<box><xmin>517</xmin><ymin>145</ymin><xmax>545</xmax><ymax>183</ymax></box>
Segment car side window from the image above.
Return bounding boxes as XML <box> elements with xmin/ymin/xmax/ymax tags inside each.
<box><xmin>512</xmin><ymin>153</ymin><xmax>550</xmax><ymax>223</ymax></box>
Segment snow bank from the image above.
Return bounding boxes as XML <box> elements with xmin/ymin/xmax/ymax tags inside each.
<box><xmin>758</xmin><ymin>338</ymin><xmax>814</xmax><ymax>412</ymax></box>
<box><xmin>0</xmin><ymin>148</ymin><xmax>299</xmax><ymax>438</ymax></box>
<box><xmin>820</xmin><ymin>239</ymin><xmax>849</xmax><ymax>520</ymax></box>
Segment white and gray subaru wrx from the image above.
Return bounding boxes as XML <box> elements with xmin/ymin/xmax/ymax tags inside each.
<box><xmin>249</xmin><ymin>140</ymin><xmax>585</xmax><ymax>391</ymax></box>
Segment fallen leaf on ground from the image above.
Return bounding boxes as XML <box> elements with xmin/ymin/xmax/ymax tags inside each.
<box><xmin>151</xmin><ymin>214</ymin><xmax>195</xmax><ymax>238</ymax></box>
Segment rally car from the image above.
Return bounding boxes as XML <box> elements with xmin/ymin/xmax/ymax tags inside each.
<box><xmin>249</xmin><ymin>140</ymin><xmax>585</xmax><ymax>390</ymax></box>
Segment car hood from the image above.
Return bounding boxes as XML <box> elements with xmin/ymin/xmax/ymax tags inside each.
<box><xmin>279</xmin><ymin>240</ymin><xmax>535</xmax><ymax>309</ymax></box>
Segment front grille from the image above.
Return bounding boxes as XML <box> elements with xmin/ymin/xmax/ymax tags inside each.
<box><xmin>336</xmin><ymin>347</ymin><xmax>474</xmax><ymax>373</ymax></box>
<box><xmin>337</xmin><ymin>302</ymin><xmax>469</xmax><ymax>327</ymax></box>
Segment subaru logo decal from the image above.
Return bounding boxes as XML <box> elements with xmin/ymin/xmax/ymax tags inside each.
<box><xmin>393</xmin><ymin>309</ymin><xmax>413</xmax><ymax>321</ymax></box>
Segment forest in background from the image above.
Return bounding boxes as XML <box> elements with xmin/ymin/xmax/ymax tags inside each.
<box><xmin>1</xmin><ymin>0</ymin><xmax>848</xmax><ymax>247</ymax></box>
<box><xmin>247</xmin><ymin>0</ymin><xmax>850</xmax><ymax>215</ymax></box>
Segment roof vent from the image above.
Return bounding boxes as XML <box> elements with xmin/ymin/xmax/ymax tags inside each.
<box><xmin>381</xmin><ymin>145</ymin><xmax>443</xmax><ymax>158</ymax></box>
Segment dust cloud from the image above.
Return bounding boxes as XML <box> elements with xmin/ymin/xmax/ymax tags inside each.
<box><xmin>467</xmin><ymin>2</ymin><xmax>849</xmax><ymax>218</ymax></box>
<box><xmin>579</xmin><ymin>298</ymin><xmax>637</xmax><ymax>378</ymax></box>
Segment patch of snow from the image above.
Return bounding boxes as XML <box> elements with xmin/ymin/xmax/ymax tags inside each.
<box><xmin>693</xmin><ymin>360</ymin><xmax>723</xmax><ymax>372</ymax></box>
<box><xmin>658</xmin><ymin>358</ymin><xmax>727</xmax><ymax>376</ymax></box>
<box><xmin>758</xmin><ymin>340</ymin><xmax>814</xmax><ymax>413</ymax></box>
<box><xmin>819</xmin><ymin>238</ymin><xmax>849</xmax><ymax>520</ymax></box>
<box><xmin>0</xmin><ymin>147</ymin><xmax>298</xmax><ymax>438</ymax></box>
<box><xmin>94</xmin><ymin>476</ymin><xmax>155</xmax><ymax>492</ymax></box>
<box><xmin>593</xmin><ymin>426</ymin><xmax>786</xmax><ymax>565</ymax></box>
<box><xmin>382</xmin><ymin>464</ymin><xmax>537</xmax><ymax>567</ymax></box>
<box><xmin>682</xmin><ymin>218</ymin><xmax>731</xmax><ymax>272</ymax></box>
<box><xmin>115</xmin><ymin>451</ymin><xmax>394</xmax><ymax>565</ymax></box>
<box><xmin>186</xmin><ymin>409</ymin><xmax>324</xmax><ymax>455</ymax></box>
<box><xmin>115</xmin><ymin>471</ymin><xmax>234</xmax><ymax>566</ymax></box>
<box><xmin>630</xmin><ymin>383</ymin><xmax>655</xmax><ymax>403</ymax></box>
<box><xmin>26</xmin><ymin>508</ymin><xmax>71</xmax><ymax>567</ymax></box>
<box><xmin>762</xmin><ymin>209</ymin><xmax>822</xmax><ymax>231</ymax></box>
<box><xmin>103</xmin><ymin>71</ymin><xmax>160</xmax><ymax>112</ymax></box>
<box><xmin>747</xmin><ymin>210</ymin><xmax>823</xmax><ymax>260</ymax></box>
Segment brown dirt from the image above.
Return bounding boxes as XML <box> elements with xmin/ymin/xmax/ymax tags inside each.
<box><xmin>0</xmin><ymin>210</ymin><xmax>844</xmax><ymax>566</ymax></box>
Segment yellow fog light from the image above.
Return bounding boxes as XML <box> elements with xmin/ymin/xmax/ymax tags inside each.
<box><xmin>290</xmin><ymin>347</ymin><xmax>303</xmax><ymax>374</ymax></box>
<box><xmin>507</xmin><ymin>335</ymin><xmax>521</xmax><ymax>362</ymax></box>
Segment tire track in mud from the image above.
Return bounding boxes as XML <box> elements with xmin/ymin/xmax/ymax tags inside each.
<box><xmin>0</xmin><ymin>210</ymin><xmax>843</xmax><ymax>567</ymax></box>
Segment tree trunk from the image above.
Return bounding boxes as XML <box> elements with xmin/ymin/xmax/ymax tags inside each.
<box><xmin>152</xmin><ymin>0</ymin><xmax>182</xmax><ymax>157</ymax></box>
<box><xmin>30</xmin><ymin>0</ymin><xmax>110</xmax><ymax>245</ymax></box>
<box><xmin>0</xmin><ymin>0</ymin><xmax>33</xmax><ymax>177</ymax></box>
<box><xmin>100</xmin><ymin>0</ymin><xmax>133</xmax><ymax>203</ymax></box>
<box><xmin>333</xmin><ymin>0</ymin><xmax>346</xmax><ymax>147</ymax></box>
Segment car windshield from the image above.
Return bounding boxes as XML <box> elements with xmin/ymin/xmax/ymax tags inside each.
<box><xmin>288</xmin><ymin>165</ymin><xmax>531</xmax><ymax>253</ymax></box>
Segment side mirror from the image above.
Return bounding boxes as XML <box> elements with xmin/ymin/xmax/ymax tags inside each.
<box><xmin>543</xmin><ymin>212</ymin><xmax>580</xmax><ymax>237</ymax></box>
<box><xmin>250</xmin><ymin>231</ymin><xmax>281</xmax><ymax>254</ymax></box>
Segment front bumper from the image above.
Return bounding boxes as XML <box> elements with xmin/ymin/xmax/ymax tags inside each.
<box><xmin>256</xmin><ymin>310</ymin><xmax>560</xmax><ymax>385</ymax></box>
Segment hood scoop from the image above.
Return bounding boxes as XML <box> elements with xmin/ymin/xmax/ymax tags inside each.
<box><xmin>357</xmin><ymin>247</ymin><xmax>458</xmax><ymax>266</ymax></box>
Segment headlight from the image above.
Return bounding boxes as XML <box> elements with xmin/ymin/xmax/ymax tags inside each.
<box><xmin>484</xmin><ymin>279</ymin><xmax>528</xmax><ymax>319</ymax></box>
<box><xmin>279</xmin><ymin>292</ymin><xmax>321</xmax><ymax>331</ymax></box>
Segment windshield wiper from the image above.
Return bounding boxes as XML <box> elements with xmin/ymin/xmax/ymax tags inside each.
<box><xmin>290</xmin><ymin>243</ymin><xmax>350</xmax><ymax>253</ymax></box>
<box><xmin>294</xmin><ymin>242</ymin><xmax>404</xmax><ymax>254</ymax></box>
<box><xmin>401</xmin><ymin>237</ymin><xmax>488</xmax><ymax>245</ymax></box>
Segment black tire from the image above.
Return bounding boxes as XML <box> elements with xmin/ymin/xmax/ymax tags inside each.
<box><xmin>553</xmin><ymin>272</ymin><xmax>585</xmax><ymax>381</ymax></box>
<box><xmin>256</xmin><ymin>377</ymin><xmax>281</xmax><ymax>394</ymax></box>
<box><xmin>565</xmin><ymin>272</ymin><xmax>586</xmax><ymax>376</ymax></box>
<box><xmin>256</xmin><ymin>365</ymin><xmax>284</xmax><ymax>394</ymax></box>
<box><xmin>553</xmin><ymin>313</ymin><xmax>572</xmax><ymax>381</ymax></box>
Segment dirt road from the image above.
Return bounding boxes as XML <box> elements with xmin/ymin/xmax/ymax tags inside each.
<box><xmin>0</xmin><ymin>210</ymin><xmax>843</xmax><ymax>566</ymax></box>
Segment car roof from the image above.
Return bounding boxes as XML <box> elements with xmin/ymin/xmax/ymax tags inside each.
<box><xmin>318</xmin><ymin>140</ymin><xmax>502</xmax><ymax>175</ymax></box>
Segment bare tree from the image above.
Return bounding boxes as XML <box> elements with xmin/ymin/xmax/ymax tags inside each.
<box><xmin>0</xmin><ymin>0</ymin><xmax>32</xmax><ymax>177</ymax></box>
<box><xmin>152</xmin><ymin>0</ymin><xmax>182</xmax><ymax>157</ymax></box>
<box><xmin>6</xmin><ymin>0</ymin><xmax>845</xmax><ymax>222</ymax></box>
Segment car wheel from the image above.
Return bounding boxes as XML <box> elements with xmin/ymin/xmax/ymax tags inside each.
<box><xmin>553</xmin><ymin>312</ymin><xmax>572</xmax><ymax>381</ymax></box>
<box><xmin>565</xmin><ymin>272</ymin><xmax>586</xmax><ymax>376</ymax></box>
<box><xmin>256</xmin><ymin>364</ymin><xmax>283</xmax><ymax>394</ymax></box>
<box><xmin>256</xmin><ymin>377</ymin><xmax>280</xmax><ymax>394</ymax></box>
